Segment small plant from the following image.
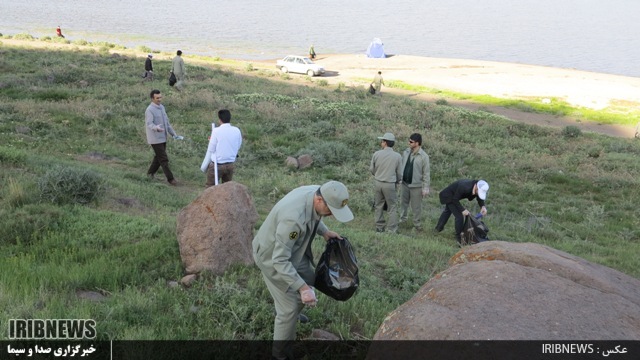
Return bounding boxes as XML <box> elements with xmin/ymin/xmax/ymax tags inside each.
<box><xmin>73</xmin><ymin>39</ymin><xmax>89</xmax><ymax>46</ymax></box>
<box><xmin>5</xmin><ymin>177</ymin><xmax>29</xmax><ymax>208</ymax></box>
<box><xmin>316</xmin><ymin>79</ymin><xmax>328</xmax><ymax>87</ymax></box>
<box><xmin>13</xmin><ymin>33</ymin><xmax>35</xmax><ymax>40</ymax></box>
<box><xmin>137</xmin><ymin>45</ymin><xmax>152</xmax><ymax>53</ymax></box>
<box><xmin>38</xmin><ymin>165</ymin><xmax>105</xmax><ymax>205</ymax></box>
<box><xmin>435</xmin><ymin>98</ymin><xmax>449</xmax><ymax>106</ymax></box>
<box><xmin>0</xmin><ymin>146</ymin><xmax>28</xmax><ymax>165</ymax></box>
<box><xmin>562</xmin><ymin>125</ymin><xmax>582</xmax><ymax>138</ymax></box>
<box><xmin>587</xmin><ymin>146</ymin><xmax>602</xmax><ymax>158</ymax></box>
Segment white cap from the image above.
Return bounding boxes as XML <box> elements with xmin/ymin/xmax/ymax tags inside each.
<box><xmin>477</xmin><ymin>180</ymin><xmax>489</xmax><ymax>200</ymax></box>
<box><xmin>320</xmin><ymin>181</ymin><xmax>354</xmax><ymax>223</ymax></box>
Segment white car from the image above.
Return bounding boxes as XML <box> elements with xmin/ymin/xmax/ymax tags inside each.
<box><xmin>276</xmin><ymin>55</ymin><xmax>325</xmax><ymax>77</ymax></box>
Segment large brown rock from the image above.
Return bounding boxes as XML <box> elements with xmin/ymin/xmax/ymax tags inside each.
<box><xmin>176</xmin><ymin>181</ymin><xmax>258</xmax><ymax>275</ymax></box>
<box><xmin>374</xmin><ymin>241</ymin><xmax>640</xmax><ymax>340</ymax></box>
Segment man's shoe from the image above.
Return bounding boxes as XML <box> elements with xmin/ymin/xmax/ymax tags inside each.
<box><xmin>168</xmin><ymin>179</ymin><xmax>178</xmax><ymax>186</ymax></box>
<box><xmin>147</xmin><ymin>173</ymin><xmax>155</xmax><ymax>180</ymax></box>
<box><xmin>298</xmin><ymin>314</ymin><xmax>310</xmax><ymax>323</ymax></box>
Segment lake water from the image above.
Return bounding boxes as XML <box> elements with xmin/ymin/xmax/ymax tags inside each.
<box><xmin>2</xmin><ymin>0</ymin><xmax>639</xmax><ymax>77</ymax></box>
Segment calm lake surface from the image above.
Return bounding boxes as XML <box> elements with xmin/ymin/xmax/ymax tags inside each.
<box><xmin>2</xmin><ymin>0</ymin><xmax>639</xmax><ymax>77</ymax></box>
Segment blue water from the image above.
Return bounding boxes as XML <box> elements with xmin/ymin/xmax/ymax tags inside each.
<box><xmin>2</xmin><ymin>0</ymin><xmax>639</xmax><ymax>77</ymax></box>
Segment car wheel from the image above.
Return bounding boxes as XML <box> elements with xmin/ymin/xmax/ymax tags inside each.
<box><xmin>281</xmin><ymin>67</ymin><xmax>288</xmax><ymax>73</ymax></box>
<box><xmin>307</xmin><ymin>70</ymin><xmax>315</xmax><ymax>77</ymax></box>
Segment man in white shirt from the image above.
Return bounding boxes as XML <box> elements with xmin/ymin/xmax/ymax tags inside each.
<box><xmin>205</xmin><ymin>109</ymin><xmax>242</xmax><ymax>187</ymax></box>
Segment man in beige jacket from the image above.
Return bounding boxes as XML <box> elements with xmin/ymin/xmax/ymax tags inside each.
<box><xmin>370</xmin><ymin>132</ymin><xmax>403</xmax><ymax>233</ymax></box>
<box><xmin>400</xmin><ymin>133</ymin><xmax>430</xmax><ymax>231</ymax></box>
<box><xmin>171</xmin><ymin>50</ymin><xmax>186</xmax><ymax>90</ymax></box>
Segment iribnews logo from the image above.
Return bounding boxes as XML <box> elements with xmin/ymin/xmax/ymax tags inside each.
<box><xmin>8</xmin><ymin>319</ymin><xmax>96</xmax><ymax>340</ymax></box>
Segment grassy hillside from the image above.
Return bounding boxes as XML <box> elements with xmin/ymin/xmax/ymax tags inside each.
<box><xmin>1</xmin><ymin>39</ymin><xmax>639</xmax><ymax>341</ymax></box>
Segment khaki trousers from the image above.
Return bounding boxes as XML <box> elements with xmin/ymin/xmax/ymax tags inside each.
<box><xmin>400</xmin><ymin>183</ymin><xmax>423</xmax><ymax>228</ymax></box>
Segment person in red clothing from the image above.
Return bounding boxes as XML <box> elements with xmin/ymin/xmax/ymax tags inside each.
<box><xmin>56</xmin><ymin>26</ymin><xmax>65</xmax><ymax>38</ymax></box>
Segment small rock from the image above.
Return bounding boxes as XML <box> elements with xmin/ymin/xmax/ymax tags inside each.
<box><xmin>180</xmin><ymin>274</ymin><xmax>197</xmax><ymax>287</ymax></box>
<box><xmin>167</xmin><ymin>281</ymin><xmax>179</xmax><ymax>288</ymax></box>
<box><xmin>15</xmin><ymin>126</ymin><xmax>31</xmax><ymax>134</ymax></box>
<box><xmin>297</xmin><ymin>154</ymin><xmax>313</xmax><ymax>169</ymax></box>
<box><xmin>285</xmin><ymin>156</ymin><xmax>298</xmax><ymax>169</ymax></box>
<box><xmin>76</xmin><ymin>290</ymin><xmax>107</xmax><ymax>302</ymax></box>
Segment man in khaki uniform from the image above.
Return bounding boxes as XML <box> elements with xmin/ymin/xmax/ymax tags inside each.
<box><xmin>370</xmin><ymin>132</ymin><xmax>403</xmax><ymax>233</ymax></box>
<box><xmin>253</xmin><ymin>181</ymin><xmax>354</xmax><ymax>360</ymax></box>
<box><xmin>371</xmin><ymin>71</ymin><xmax>384</xmax><ymax>95</ymax></box>
<box><xmin>400</xmin><ymin>133</ymin><xmax>431</xmax><ymax>231</ymax></box>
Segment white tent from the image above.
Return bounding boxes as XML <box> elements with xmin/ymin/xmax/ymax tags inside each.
<box><xmin>366</xmin><ymin>38</ymin><xmax>386</xmax><ymax>58</ymax></box>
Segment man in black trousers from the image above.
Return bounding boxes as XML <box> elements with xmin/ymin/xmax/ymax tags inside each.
<box><xmin>434</xmin><ymin>179</ymin><xmax>489</xmax><ymax>245</ymax></box>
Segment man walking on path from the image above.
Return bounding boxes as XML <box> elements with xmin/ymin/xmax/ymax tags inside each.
<box><xmin>252</xmin><ymin>181</ymin><xmax>353</xmax><ymax>360</ymax></box>
<box><xmin>400</xmin><ymin>133</ymin><xmax>431</xmax><ymax>231</ymax></box>
<box><xmin>371</xmin><ymin>71</ymin><xmax>385</xmax><ymax>95</ymax></box>
<box><xmin>143</xmin><ymin>54</ymin><xmax>154</xmax><ymax>81</ymax></box>
<box><xmin>171</xmin><ymin>50</ymin><xmax>186</xmax><ymax>90</ymax></box>
<box><xmin>204</xmin><ymin>109</ymin><xmax>243</xmax><ymax>186</ymax></box>
<box><xmin>145</xmin><ymin>89</ymin><xmax>182</xmax><ymax>186</ymax></box>
<box><xmin>434</xmin><ymin>179</ymin><xmax>489</xmax><ymax>245</ymax></box>
<box><xmin>370</xmin><ymin>132</ymin><xmax>403</xmax><ymax>233</ymax></box>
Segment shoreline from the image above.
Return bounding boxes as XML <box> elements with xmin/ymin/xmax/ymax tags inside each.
<box><xmin>3</xmin><ymin>38</ymin><xmax>639</xmax><ymax>138</ymax></box>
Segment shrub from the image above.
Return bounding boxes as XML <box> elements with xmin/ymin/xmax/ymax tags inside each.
<box><xmin>73</xmin><ymin>39</ymin><xmax>89</xmax><ymax>46</ymax></box>
<box><xmin>0</xmin><ymin>146</ymin><xmax>28</xmax><ymax>165</ymax></box>
<box><xmin>316</xmin><ymin>79</ymin><xmax>328</xmax><ymax>87</ymax></box>
<box><xmin>4</xmin><ymin>177</ymin><xmax>35</xmax><ymax>208</ymax></box>
<box><xmin>13</xmin><ymin>33</ymin><xmax>35</xmax><ymax>40</ymax></box>
<box><xmin>245</xmin><ymin>63</ymin><xmax>254</xmax><ymax>72</ymax></box>
<box><xmin>137</xmin><ymin>45</ymin><xmax>152</xmax><ymax>53</ymax></box>
<box><xmin>38</xmin><ymin>165</ymin><xmax>105</xmax><ymax>205</ymax></box>
<box><xmin>562</xmin><ymin>125</ymin><xmax>582</xmax><ymax>138</ymax></box>
<box><xmin>296</xmin><ymin>141</ymin><xmax>351</xmax><ymax>167</ymax></box>
<box><xmin>435</xmin><ymin>98</ymin><xmax>449</xmax><ymax>105</ymax></box>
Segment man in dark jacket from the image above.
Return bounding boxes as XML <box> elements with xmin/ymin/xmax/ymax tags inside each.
<box><xmin>434</xmin><ymin>179</ymin><xmax>489</xmax><ymax>245</ymax></box>
<box><xmin>143</xmin><ymin>54</ymin><xmax>154</xmax><ymax>81</ymax></box>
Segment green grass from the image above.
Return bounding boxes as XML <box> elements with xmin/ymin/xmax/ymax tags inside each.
<box><xmin>0</xmin><ymin>37</ymin><xmax>639</xmax><ymax>341</ymax></box>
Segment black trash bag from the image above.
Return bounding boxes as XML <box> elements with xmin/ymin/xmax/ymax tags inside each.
<box><xmin>368</xmin><ymin>84</ymin><xmax>376</xmax><ymax>95</ymax></box>
<box><xmin>461</xmin><ymin>215</ymin><xmax>490</xmax><ymax>245</ymax></box>
<box><xmin>314</xmin><ymin>237</ymin><xmax>359</xmax><ymax>301</ymax></box>
<box><xmin>169</xmin><ymin>72</ymin><xmax>177</xmax><ymax>86</ymax></box>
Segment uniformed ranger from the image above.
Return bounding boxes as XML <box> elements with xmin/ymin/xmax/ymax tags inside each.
<box><xmin>253</xmin><ymin>180</ymin><xmax>354</xmax><ymax>360</ymax></box>
<box><xmin>370</xmin><ymin>132</ymin><xmax>403</xmax><ymax>233</ymax></box>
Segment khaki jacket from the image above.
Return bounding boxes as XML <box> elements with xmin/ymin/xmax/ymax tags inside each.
<box><xmin>252</xmin><ymin>186</ymin><xmax>328</xmax><ymax>293</ymax></box>
<box><xmin>370</xmin><ymin>147</ymin><xmax>402</xmax><ymax>183</ymax></box>
<box><xmin>401</xmin><ymin>147</ymin><xmax>430</xmax><ymax>191</ymax></box>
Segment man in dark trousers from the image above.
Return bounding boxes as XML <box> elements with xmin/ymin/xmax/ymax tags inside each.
<box><xmin>434</xmin><ymin>179</ymin><xmax>489</xmax><ymax>245</ymax></box>
<box><xmin>143</xmin><ymin>54</ymin><xmax>154</xmax><ymax>81</ymax></box>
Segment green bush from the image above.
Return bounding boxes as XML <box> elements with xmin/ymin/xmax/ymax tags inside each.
<box><xmin>296</xmin><ymin>141</ymin><xmax>351</xmax><ymax>167</ymax></box>
<box><xmin>562</xmin><ymin>125</ymin><xmax>582</xmax><ymax>138</ymax></box>
<box><xmin>13</xmin><ymin>33</ymin><xmax>35</xmax><ymax>40</ymax></box>
<box><xmin>38</xmin><ymin>165</ymin><xmax>105</xmax><ymax>205</ymax></box>
<box><xmin>0</xmin><ymin>146</ymin><xmax>28</xmax><ymax>165</ymax></box>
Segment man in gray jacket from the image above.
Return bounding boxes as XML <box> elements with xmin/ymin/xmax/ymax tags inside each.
<box><xmin>370</xmin><ymin>132</ymin><xmax>403</xmax><ymax>233</ymax></box>
<box><xmin>400</xmin><ymin>133</ymin><xmax>431</xmax><ymax>231</ymax></box>
<box><xmin>145</xmin><ymin>89</ymin><xmax>181</xmax><ymax>185</ymax></box>
<box><xmin>253</xmin><ymin>181</ymin><xmax>353</xmax><ymax>360</ymax></box>
<box><xmin>171</xmin><ymin>50</ymin><xmax>186</xmax><ymax>90</ymax></box>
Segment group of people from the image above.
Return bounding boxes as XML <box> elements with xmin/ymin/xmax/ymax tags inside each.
<box><xmin>141</xmin><ymin>50</ymin><xmax>186</xmax><ymax>91</ymax></box>
<box><xmin>144</xmin><ymin>90</ymin><xmax>242</xmax><ymax>187</ymax></box>
<box><xmin>369</xmin><ymin>131</ymin><xmax>489</xmax><ymax>244</ymax></box>
<box><xmin>141</xmin><ymin>56</ymin><xmax>488</xmax><ymax>360</ymax></box>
